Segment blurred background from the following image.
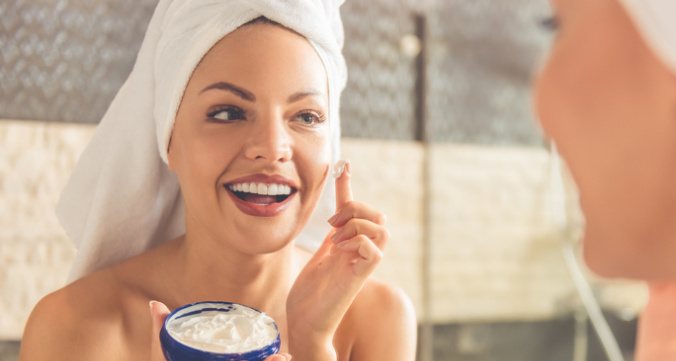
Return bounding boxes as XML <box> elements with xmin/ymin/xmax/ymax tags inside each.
<box><xmin>0</xmin><ymin>0</ymin><xmax>648</xmax><ymax>360</ymax></box>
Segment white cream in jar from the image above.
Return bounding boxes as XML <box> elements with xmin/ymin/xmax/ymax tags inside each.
<box><xmin>166</xmin><ymin>303</ymin><xmax>279</xmax><ymax>354</ymax></box>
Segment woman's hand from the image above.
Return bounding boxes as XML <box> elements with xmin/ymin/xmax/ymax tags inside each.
<box><xmin>635</xmin><ymin>282</ymin><xmax>676</xmax><ymax>361</ymax></box>
<box><xmin>148</xmin><ymin>301</ymin><xmax>292</xmax><ymax>361</ymax></box>
<box><xmin>285</xmin><ymin>161</ymin><xmax>389</xmax><ymax>360</ymax></box>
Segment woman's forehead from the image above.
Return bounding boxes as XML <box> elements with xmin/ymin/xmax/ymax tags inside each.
<box><xmin>191</xmin><ymin>22</ymin><xmax>328</xmax><ymax>97</ymax></box>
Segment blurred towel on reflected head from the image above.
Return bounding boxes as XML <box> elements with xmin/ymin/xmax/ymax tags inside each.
<box><xmin>618</xmin><ymin>0</ymin><xmax>676</xmax><ymax>73</ymax></box>
<box><xmin>56</xmin><ymin>0</ymin><xmax>347</xmax><ymax>280</ymax></box>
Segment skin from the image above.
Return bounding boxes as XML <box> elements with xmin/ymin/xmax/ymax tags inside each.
<box><xmin>19</xmin><ymin>21</ymin><xmax>417</xmax><ymax>361</ymax></box>
<box><xmin>534</xmin><ymin>0</ymin><xmax>676</xmax><ymax>279</ymax></box>
<box><xmin>534</xmin><ymin>0</ymin><xmax>676</xmax><ymax>359</ymax></box>
<box><xmin>634</xmin><ymin>283</ymin><xmax>676</xmax><ymax>360</ymax></box>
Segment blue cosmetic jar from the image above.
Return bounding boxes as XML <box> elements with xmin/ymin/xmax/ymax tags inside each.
<box><xmin>160</xmin><ymin>301</ymin><xmax>281</xmax><ymax>361</ymax></box>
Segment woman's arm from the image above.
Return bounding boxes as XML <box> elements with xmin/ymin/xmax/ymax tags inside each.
<box><xmin>349</xmin><ymin>280</ymin><xmax>418</xmax><ymax>361</ymax></box>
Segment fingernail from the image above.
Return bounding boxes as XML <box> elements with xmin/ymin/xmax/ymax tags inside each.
<box><xmin>149</xmin><ymin>300</ymin><xmax>157</xmax><ymax>312</ymax></box>
<box><xmin>327</xmin><ymin>213</ymin><xmax>339</xmax><ymax>225</ymax></box>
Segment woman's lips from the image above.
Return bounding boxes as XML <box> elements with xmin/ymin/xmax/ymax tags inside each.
<box><xmin>224</xmin><ymin>174</ymin><xmax>298</xmax><ymax>217</ymax></box>
<box><xmin>226</xmin><ymin>190</ymin><xmax>296</xmax><ymax>217</ymax></box>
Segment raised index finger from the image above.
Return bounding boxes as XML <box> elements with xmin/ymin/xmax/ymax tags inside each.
<box><xmin>333</xmin><ymin>159</ymin><xmax>353</xmax><ymax>211</ymax></box>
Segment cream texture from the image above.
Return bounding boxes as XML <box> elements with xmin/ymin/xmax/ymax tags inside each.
<box><xmin>167</xmin><ymin>308</ymin><xmax>278</xmax><ymax>353</ymax></box>
<box><xmin>332</xmin><ymin>159</ymin><xmax>349</xmax><ymax>178</ymax></box>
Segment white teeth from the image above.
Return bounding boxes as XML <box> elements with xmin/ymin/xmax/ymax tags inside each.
<box><xmin>268</xmin><ymin>184</ymin><xmax>278</xmax><ymax>196</ymax></box>
<box><xmin>229</xmin><ymin>182</ymin><xmax>293</xmax><ymax>196</ymax></box>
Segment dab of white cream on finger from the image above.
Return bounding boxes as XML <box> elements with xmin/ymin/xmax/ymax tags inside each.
<box><xmin>333</xmin><ymin>159</ymin><xmax>349</xmax><ymax>178</ymax></box>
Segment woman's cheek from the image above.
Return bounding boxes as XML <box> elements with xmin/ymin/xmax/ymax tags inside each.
<box><xmin>303</xmin><ymin>128</ymin><xmax>331</xmax><ymax>166</ymax></box>
<box><xmin>310</xmin><ymin>144</ymin><xmax>331</xmax><ymax>186</ymax></box>
<box><xmin>533</xmin><ymin>49</ymin><xmax>580</xmax><ymax>148</ymax></box>
<box><xmin>297</xmin><ymin>133</ymin><xmax>331</xmax><ymax>200</ymax></box>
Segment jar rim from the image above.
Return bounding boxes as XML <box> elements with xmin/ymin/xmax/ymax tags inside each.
<box><xmin>160</xmin><ymin>301</ymin><xmax>281</xmax><ymax>361</ymax></box>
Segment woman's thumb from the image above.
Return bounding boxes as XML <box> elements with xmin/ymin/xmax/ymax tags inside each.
<box><xmin>149</xmin><ymin>300</ymin><xmax>171</xmax><ymax>360</ymax></box>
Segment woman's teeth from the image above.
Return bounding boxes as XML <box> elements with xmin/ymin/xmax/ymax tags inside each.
<box><xmin>228</xmin><ymin>182</ymin><xmax>292</xmax><ymax>196</ymax></box>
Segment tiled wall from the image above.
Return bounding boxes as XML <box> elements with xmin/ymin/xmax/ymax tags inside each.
<box><xmin>0</xmin><ymin>120</ymin><xmax>88</xmax><ymax>339</ymax></box>
<box><xmin>0</xmin><ymin>119</ymin><xmax>647</xmax><ymax>341</ymax></box>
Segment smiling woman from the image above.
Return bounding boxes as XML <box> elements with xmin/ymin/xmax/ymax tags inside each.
<box><xmin>16</xmin><ymin>2</ymin><xmax>416</xmax><ymax>361</ymax></box>
<box><xmin>167</xmin><ymin>21</ymin><xmax>332</xmax><ymax>250</ymax></box>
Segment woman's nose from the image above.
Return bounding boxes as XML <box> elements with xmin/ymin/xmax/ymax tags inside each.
<box><xmin>243</xmin><ymin>115</ymin><xmax>292</xmax><ymax>162</ymax></box>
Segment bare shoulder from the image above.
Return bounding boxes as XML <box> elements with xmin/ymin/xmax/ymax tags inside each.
<box><xmin>19</xmin><ymin>240</ymin><xmax>178</xmax><ymax>361</ymax></box>
<box><xmin>339</xmin><ymin>278</ymin><xmax>418</xmax><ymax>361</ymax></box>
<box><xmin>19</xmin><ymin>270</ymin><xmax>125</xmax><ymax>361</ymax></box>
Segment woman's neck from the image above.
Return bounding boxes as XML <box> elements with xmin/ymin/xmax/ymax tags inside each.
<box><xmin>167</xmin><ymin>232</ymin><xmax>301</xmax><ymax>317</ymax></box>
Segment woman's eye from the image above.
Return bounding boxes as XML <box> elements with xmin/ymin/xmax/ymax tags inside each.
<box><xmin>207</xmin><ymin>107</ymin><xmax>245</xmax><ymax>122</ymax></box>
<box><xmin>293</xmin><ymin>112</ymin><xmax>325</xmax><ymax>126</ymax></box>
<box><xmin>539</xmin><ymin>15</ymin><xmax>559</xmax><ymax>32</ymax></box>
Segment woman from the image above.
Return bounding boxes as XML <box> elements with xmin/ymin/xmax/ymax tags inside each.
<box><xmin>534</xmin><ymin>0</ymin><xmax>676</xmax><ymax>358</ymax></box>
<box><xmin>535</xmin><ymin>0</ymin><xmax>676</xmax><ymax>279</ymax></box>
<box><xmin>18</xmin><ymin>1</ymin><xmax>417</xmax><ymax>360</ymax></box>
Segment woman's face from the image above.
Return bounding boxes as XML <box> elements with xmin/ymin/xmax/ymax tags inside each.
<box><xmin>534</xmin><ymin>0</ymin><xmax>676</xmax><ymax>278</ymax></box>
<box><xmin>168</xmin><ymin>21</ymin><xmax>331</xmax><ymax>255</ymax></box>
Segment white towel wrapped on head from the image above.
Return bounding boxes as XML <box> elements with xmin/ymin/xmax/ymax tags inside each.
<box><xmin>56</xmin><ymin>0</ymin><xmax>347</xmax><ymax>281</ymax></box>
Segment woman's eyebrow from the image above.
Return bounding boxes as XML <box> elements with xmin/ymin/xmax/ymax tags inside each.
<box><xmin>288</xmin><ymin>89</ymin><xmax>325</xmax><ymax>103</ymax></box>
<box><xmin>200</xmin><ymin>82</ymin><xmax>256</xmax><ymax>101</ymax></box>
